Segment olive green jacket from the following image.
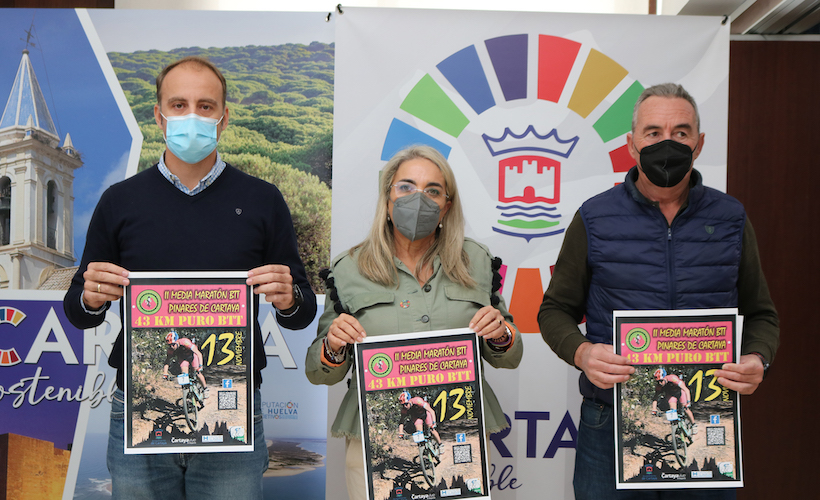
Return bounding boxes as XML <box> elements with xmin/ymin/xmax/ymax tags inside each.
<box><xmin>305</xmin><ymin>238</ymin><xmax>523</xmax><ymax>438</ymax></box>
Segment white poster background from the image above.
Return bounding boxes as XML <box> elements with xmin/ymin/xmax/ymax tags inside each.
<box><xmin>332</xmin><ymin>7</ymin><xmax>728</xmax><ymax>499</ymax></box>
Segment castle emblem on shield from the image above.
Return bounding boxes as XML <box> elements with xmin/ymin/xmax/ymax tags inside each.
<box><xmin>483</xmin><ymin>125</ymin><xmax>579</xmax><ymax>242</ymax></box>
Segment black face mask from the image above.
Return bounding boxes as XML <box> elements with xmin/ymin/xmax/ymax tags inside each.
<box><xmin>636</xmin><ymin>139</ymin><xmax>694</xmax><ymax>188</ymax></box>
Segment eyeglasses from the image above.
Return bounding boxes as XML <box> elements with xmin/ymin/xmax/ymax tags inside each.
<box><xmin>391</xmin><ymin>181</ymin><xmax>449</xmax><ymax>201</ymax></box>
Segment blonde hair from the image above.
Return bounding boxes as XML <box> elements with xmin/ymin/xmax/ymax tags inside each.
<box><xmin>351</xmin><ymin>145</ymin><xmax>475</xmax><ymax>288</ymax></box>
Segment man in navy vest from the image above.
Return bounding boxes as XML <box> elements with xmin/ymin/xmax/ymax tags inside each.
<box><xmin>538</xmin><ymin>83</ymin><xmax>779</xmax><ymax>499</ymax></box>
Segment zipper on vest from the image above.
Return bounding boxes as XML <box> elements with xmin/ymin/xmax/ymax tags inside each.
<box><xmin>667</xmin><ymin>226</ymin><xmax>676</xmax><ymax>309</ymax></box>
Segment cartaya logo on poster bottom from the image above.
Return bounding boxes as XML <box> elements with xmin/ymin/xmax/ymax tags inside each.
<box><xmin>368</xmin><ymin>352</ymin><xmax>392</xmax><ymax>377</ymax></box>
<box><xmin>136</xmin><ymin>289</ymin><xmax>162</xmax><ymax>315</ymax></box>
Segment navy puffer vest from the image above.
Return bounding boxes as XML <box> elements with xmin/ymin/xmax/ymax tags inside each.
<box><xmin>578</xmin><ymin>167</ymin><xmax>745</xmax><ymax>402</ymax></box>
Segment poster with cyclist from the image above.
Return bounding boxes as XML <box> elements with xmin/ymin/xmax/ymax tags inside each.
<box><xmin>613</xmin><ymin>309</ymin><xmax>743</xmax><ymax>489</ymax></box>
<box><xmin>355</xmin><ymin>328</ymin><xmax>491</xmax><ymax>500</ymax></box>
<box><xmin>123</xmin><ymin>272</ymin><xmax>254</xmax><ymax>454</ymax></box>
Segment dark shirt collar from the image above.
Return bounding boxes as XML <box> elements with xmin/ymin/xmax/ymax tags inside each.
<box><xmin>624</xmin><ymin>166</ymin><xmax>703</xmax><ymax>211</ymax></box>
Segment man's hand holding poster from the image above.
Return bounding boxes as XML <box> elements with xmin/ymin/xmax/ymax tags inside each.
<box><xmin>355</xmin><ymin>329</ymin><xmax>490</xmax><ymax>500</ymax></box>
<box><xmin>123</xmin><ymin>272</ymin><xmax>254</xmax><ymax>454</ymax></box>
<box><xmin>614</xmin><ymin>309</ymin><xmax>743</xmax><ymax>489</ymax></box>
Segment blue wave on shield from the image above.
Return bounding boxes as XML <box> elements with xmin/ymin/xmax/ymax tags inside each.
<box><xmin>493</xmin><ymin>201</ymin><xmax>564</xmax><ymax>241</ymax></box>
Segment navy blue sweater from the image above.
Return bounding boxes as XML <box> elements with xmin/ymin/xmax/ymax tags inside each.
<box><xmin>64</xmin><ymin>164</ymin><xmax>317</xmax><ymax>389</ymax></box>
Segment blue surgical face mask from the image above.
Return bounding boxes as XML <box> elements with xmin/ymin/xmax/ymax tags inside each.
<box><xmin>161</xmin><ymin>112</ymin><xmax>224</xmax><ymax>164</ymax></box>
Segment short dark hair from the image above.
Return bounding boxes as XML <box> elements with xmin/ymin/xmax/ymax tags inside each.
<box><xmin>155</xmin><ymin>56</ymin><xmax>227</xmax><ymax>106</ymax></box>
<box><xmin>632</xmin><ymin>83</ymin><xmax>700</xmax><ymax>134</ymax></box>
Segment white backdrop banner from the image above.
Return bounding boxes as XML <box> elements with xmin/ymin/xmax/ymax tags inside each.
<box><xmin>331</xmin><ymin>7</ymin><xmax>729</xmax><ymax>499</ymax></box>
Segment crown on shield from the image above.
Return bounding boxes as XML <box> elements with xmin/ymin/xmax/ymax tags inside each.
<box><xmin>482</xmin><ymin>125</ymin><xmax>579</xmax><ymax>158</ymax></box>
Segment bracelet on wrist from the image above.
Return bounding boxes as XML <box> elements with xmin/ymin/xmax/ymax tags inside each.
<box><xmin>489</xmin><ymin>332</ymin><xmax>509</xmax><ymax>344</ymax></box>
<box><xmin>488</xmin><ymin>323</ymin><xmax>513</xmax><ymax>348</ymax></box>
<box><xmin>750</xmin><ymin>352</ymin><xmax>770</xmax><ymax>378</ymax></box>
<box><xmin>324</xmin><ymin>337</ymin><xmax>347</xmax><ymax>363</ymax></box>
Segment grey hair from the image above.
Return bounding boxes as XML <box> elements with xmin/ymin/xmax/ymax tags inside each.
<box><xmin>632</xmin><ymin>83</ymin><xmax>700</xmax><ymax>133</ymax></box>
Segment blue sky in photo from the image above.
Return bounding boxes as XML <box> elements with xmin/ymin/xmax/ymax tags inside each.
<box><xmin>0</xmin><ymin>9</ymin><xmax>133</xmax><ymax>266</ymax></box>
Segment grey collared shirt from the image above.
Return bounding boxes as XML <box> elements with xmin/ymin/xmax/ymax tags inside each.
<box><xmin>158</xmin><ymin>151</ymin><xmax>227</xmax><ymax>196</ymax></box>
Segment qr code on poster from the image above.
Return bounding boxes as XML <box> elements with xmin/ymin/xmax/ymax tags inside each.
<box><xmin>218</xmin><ymin>390</ymin><xmax>238</xmax><ymax>410</ymax></box>
<box><xmin>706</xmin><ymin>426</ymin><xmax>726</xmax><ymax>446</ymax></box>
<box><xmin>453</xmin><ymin>444</ymin><xmax>473</xmax><ymax>464</ymax></box>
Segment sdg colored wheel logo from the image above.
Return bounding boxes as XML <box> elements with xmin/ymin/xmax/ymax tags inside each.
<box><xmin>136</xmin><ymin>290</ymin><xmax>162</xmax><ymax>315</ymax></box>
<box><xmin>625</xmin><ymin>328</ymin><xmax>650</xmax><ymax>353</ymax></box>
<box><xmin>368</xmin><ymin>353</ymin><xmax>392</xmax><ymax>378</ymax></box>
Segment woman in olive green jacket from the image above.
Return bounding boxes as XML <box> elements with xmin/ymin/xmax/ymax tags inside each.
<box><xmin>305</xmin><ymin>145</ymin><xmax>522</xmax><ymax>500</ymax></box>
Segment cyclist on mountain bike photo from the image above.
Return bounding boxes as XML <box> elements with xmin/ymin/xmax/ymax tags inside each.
<box><xmin>162</xmin><ymin>330</ymin><xmax>209</xmax><ymax>398</ymax></box>
<box><xmin>397</xmin><ymin>391</ymin><xmax>442</xmax><ymax>447</ymax></box>
<box><xmin>651</xmin><ymin>367</ymin><xmax>696</xmax><ymax>433</ymax></box>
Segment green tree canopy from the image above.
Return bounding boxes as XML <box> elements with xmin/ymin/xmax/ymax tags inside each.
<box><xmin>226</xmin><ymin>153</ymin><xmax>331</xmax><ymax>292</ymax></box>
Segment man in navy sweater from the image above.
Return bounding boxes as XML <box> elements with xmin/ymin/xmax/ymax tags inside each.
<box><xmin>63</xmin><ymin>56</ymin><xmax>316</xmax><ymax>499</ymax></box>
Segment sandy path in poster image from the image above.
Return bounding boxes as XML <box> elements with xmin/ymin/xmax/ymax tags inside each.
<box><xmin>371</xmin><ymin>420</ymin><xmax>485</xmax><ymax>500</ymax></box>
<box><xmin>130</xmin><ymin>367</ymin><xmax>248</xmax><ymax>444</ymax></box>
<box><xmin>621</xmin><ymin>400</ymin><xmax>737</xmax><ymax>479</ymax></box>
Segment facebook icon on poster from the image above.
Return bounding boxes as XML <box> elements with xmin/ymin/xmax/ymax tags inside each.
<box><xmin>456</xmin><ymin>433</ymin><xmax>466</xmax><ymax>443</ymax></box>
<box><xmin>710</xmin><ymin>415</ymin><xmax>720</xmax><ymax>424</ymax></box>
<box><xmin>222</xmin><ymin>379</ymin><xmax>233</xmax><ymax>388</ymax></box>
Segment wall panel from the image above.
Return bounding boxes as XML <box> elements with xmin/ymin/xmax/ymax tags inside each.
<box><xmin>729</xmin><ymin>40</ymin><xmax>819</xmax><ymax>500</ymax></box>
